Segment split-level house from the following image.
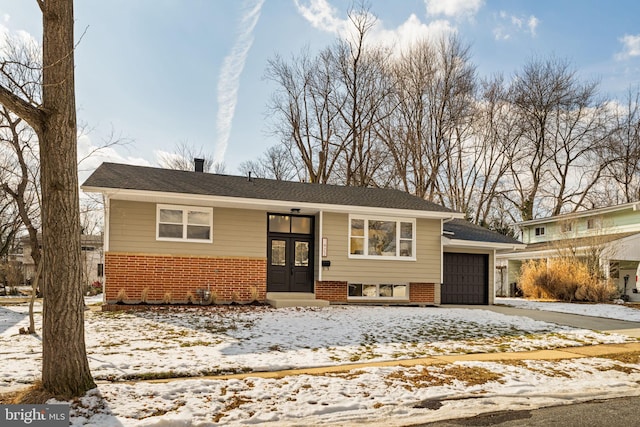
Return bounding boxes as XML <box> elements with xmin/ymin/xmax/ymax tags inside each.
<box><xmin>82</xmin><ymin>162</ymin><xmax>522</xmax><ymax>307</ymax></box>
<box><xmin>496</xmin><ymin>202</ymin><xmax>640</xmax><ymax>300</ymax></box>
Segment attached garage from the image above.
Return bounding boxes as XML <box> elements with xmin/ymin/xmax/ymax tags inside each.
<box><xmin>441</xmin><ymin>252</ymin><xmax>488</xmax><ymax>304</ymax></box>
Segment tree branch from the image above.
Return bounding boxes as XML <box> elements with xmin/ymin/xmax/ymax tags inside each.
<box><xmin>0</xmin><ymin>85</ymin><xmax>44</xmax><ymax>136</ymax></box>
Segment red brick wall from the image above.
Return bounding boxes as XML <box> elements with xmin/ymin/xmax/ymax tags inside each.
<box><xmin>409</xmin><ymin>282</ymin><xmax>435</xmax><ymax>303</ymax></box>
<box><xmin>105</xmin><ymin>252</ymin><xmax>267</xmax><ymax>304</ymax></box>
<box><xmin>315</xmin><ymin>281</ymin><xmax>348</xmax><ymax>302</ymax></box>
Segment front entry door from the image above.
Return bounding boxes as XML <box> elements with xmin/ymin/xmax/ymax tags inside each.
<box><xmin>268</xmin><ymin>236</ymin><xmax>313</xmax><ymax>293</ymax></box>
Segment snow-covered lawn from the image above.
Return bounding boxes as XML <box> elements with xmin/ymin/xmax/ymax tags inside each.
<box><xmin>1</xmin><ymin>298</ymin><xmax>639</xmax><ymax>426</ymax></box>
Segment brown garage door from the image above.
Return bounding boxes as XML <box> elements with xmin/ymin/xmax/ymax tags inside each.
<box><xmin>442</xmin><ymin>253</ymin><xmax>488</xmax><ymax>304</ymax></box>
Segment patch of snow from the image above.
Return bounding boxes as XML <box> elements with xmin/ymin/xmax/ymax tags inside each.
<box><xmin>1</xmin><ymin>298</ymin><xmax>639</xmax><ymax>425</ymax></box>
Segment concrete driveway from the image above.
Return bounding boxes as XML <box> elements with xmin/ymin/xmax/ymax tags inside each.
<box><xmin>448</xmin><ymin>304</ymin><xmax>640</xmax><ymax>338</ymax></box>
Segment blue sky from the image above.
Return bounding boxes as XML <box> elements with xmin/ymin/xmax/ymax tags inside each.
<box><xmin>2</xmin><ymin>0</ymin><xmax>640</xmax><ymax>178</ymax></box>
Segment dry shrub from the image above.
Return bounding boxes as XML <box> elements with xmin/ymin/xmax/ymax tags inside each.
<box><xmin>140</xmin><ymin>287</ymin><xmax>151</xmax><ymax>303</ymax></box>
<box><xmin>519</xmin><ymin>258</ymin><xmax>616</xmax><ymax>303</ymax></box>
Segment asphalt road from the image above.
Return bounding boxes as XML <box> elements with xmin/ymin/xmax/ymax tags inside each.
<box><xmin>411</xmin><ymin>395</ymin><xmax>640</xmax><ymax>427</ymax></box>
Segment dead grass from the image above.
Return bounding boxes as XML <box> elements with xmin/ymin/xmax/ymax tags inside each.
<box><xmin>597</xmin><ymin>351</ymin><xmax>640</xmax><ymax>365</ymax></box>
<box><xmin>384</xmin><ymin>365</ymin><xmax>503</xmax><ymax>391</ymax></box>
<box><xmin>0</xmin><ymin>381</ymin><xmax>57</xmax><ymax>404</ymax></box>
<box><xmin>499</xmin><ymin>360</ymin><xmax>572</xmax><ymax>378</ymax></box>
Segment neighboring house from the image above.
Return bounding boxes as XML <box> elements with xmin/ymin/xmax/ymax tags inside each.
<box><xmin>16</xmin><ymin>234</ymin><xmax>104</xmax><ymax>287</ymax></box>
<box><xmin>497</xmin><ymin>202</ymin><xmax>640</xmax><ymax>300</ymax></box>
<box><xmin>81</xmin><ymin>162</ymin><xmax>522</xmax><ymax>307</ymax></box>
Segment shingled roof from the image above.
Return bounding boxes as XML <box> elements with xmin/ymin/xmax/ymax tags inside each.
<box><xmin>82</xmin><ymin>162</ymin><xmax>456</xmax><ymax>213</ymax></box>
<box><xmin>443</xmin><ymin>219</ymin><xmax>522</xmax><ymax>245</ymax></box>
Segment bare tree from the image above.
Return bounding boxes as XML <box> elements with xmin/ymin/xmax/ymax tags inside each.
<box><xmin>0</xmin><ymin>0</ymin><xmax>95</xmax><ymax>397</ymax></box>
<box><xmin>238</xmin><ymin>144</ymin><xmax>296</xmax><ymax>180</ymax></box>
<box><xmin>468</xmin><ymin>75</ymin><xmax>521</xmax><ymax>226</ymax></box>
<box><xmin>266</xmin><ymin>6</ymin><xmax>392</xmax><ymax>186</ymax></box>
<box><xmin>505</xmin><ymin>56</ymin><xmax>609</xmax><ymax>220</ymax></box>
<box><xmin>157</xmin><ymin>141</ymin><xmax>220</xmax><ymax>172</ymax></box>
<box><xmin>266</xmin><ymin>48</ymin><xmax>343</xmax><ymax>183</ymax></box>
<box><xmin>377</xmin><ymin>35</ymin><xmax>476</xmax><ymax>205</ymax></box>
<box><xmin>605</xmin><ymin>87</ymin><xmax>640</xmax><ymax>202</ymax></box>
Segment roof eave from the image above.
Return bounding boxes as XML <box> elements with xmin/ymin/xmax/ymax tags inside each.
<box><xmin>442</xmin><ymin>236</ymin><xmax>526</xmax><ymax>251</ymax></box>
<box><xmin>82</xmin><ymin>186</ymin><xmax>464</xmax><ymax>219</ymax></box>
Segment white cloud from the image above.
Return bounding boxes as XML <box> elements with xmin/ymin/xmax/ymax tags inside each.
<box><xmin>527</xmin><ymin>16</ymin><xmax>539</xmax><ymax>36</ymax></box>
<box><xmin>294</xmin><ymin>1</ymin><xmax>456</xmax><ymax>54</ymax></box>
<box><xmin>424</xmin><ymin>0</ymin><xmax>484</xmax><ymax>18</ymax></box>
<box><xmin>293</xmin><ymin>0</ymin><xmax>346</xmax><ymax>34</ymax></box>
<box><xmin>616</xmin><ymin>34</ymin><xmax>640</xmax><ymax>60</ymax></box>
<box><xmin>213</xmin><ymin>0</ymin><xmax>266</xmax><ymax>168</ymax></box>
<box><xmin>493</xmin><ymin>11</ymin><xmax>539</xmax><ymax>41</ymax></box>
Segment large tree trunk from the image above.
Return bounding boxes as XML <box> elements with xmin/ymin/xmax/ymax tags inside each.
<box><xmin>40</xmin><ymin>0</ymin><xmax>95</xmax><ymax>396</ymax></box>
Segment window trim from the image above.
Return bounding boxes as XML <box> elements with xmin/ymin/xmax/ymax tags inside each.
<box><xmin>156</xmin><ymin>204</ymin><xmax>213</xmax><ymax>243</ymax></box>
<box><xmin>347</xmin><ymin>283</ymin><xmax>410</xmax><ymax>300</ymax></box>
<box><xmin>348</xmin><ymin>215</ymin><xmax>416</xmax><ymax>261</ymax></box>
<box><xmin>534</xmin><ymin>226</ymin><xmax>545</xmax><ymax>236</ymax></box>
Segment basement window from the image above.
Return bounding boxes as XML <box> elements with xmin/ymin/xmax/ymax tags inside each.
<box><xmin>348</xmin><ymin>283</ymin><xmax>409</xmax><ymax>300</ymax></box>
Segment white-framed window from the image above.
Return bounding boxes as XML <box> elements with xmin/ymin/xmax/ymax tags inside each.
<box><xmin>348</xmin><ymin>283</ymin><xmax>409</xmax><ymax>300</ymax></box>
<box><xmin>156</xmin><ymin>204</ymin><xmax>213</xmax><ymax>242</ymax></box>
<box><xmin>349</xmin><ymin>216</ymin><xmax>416</xmax><ymax>260</ymax></box>
<box><xmin>534</xmin><ymin>226</ymin><xmax>545</xmax><ymax>236</ymax></box>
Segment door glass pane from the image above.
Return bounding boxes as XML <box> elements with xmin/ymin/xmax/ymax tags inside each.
<box><xmin>292</xmin><ymin>217</ymin><xmax>312</xmax><ymax>234</ymax></box>
<box><xmin>269</xmin><ymin>215</ymin><xmax>290</xmax><ymax>233</ymax></box>
<box><xmin>295</xmin><ymin>241</ymin><xmax>309</xmax><ymax>266</ymax></box>
<box><xmin>271</xmin><ymin>240</ymin><xmax>286</xmax><ymax>266</ymax></box>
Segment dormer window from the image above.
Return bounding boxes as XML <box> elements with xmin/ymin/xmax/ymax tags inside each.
<box><xmin>535</xmin><ymin>226</ymin><xmax>545</xmax><ymax>236</ymax></box>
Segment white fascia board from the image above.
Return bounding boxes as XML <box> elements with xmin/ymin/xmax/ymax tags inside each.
<box><xmin>517</xmin><ymin>201</ymin><xmax>640</xmax><ymax>227</ymax></box>
<box><xmin>442</xmin><ymin>236</ymin><xmax>526</xmax><ymax>251</ymax></box>
<box><xmin>81</xmin><ymin>187</ymin><xmax>465</xmax><ymax>220</ymax></box>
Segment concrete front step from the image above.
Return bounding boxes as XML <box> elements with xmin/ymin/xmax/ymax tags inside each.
<box><xmin>266</xmin><ymin>292</ymin><xmax>330</xmax><ymax>308</ymax></box>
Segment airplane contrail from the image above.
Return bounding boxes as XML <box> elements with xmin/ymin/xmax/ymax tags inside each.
<box><xmin>213</xmin><ymin>0</ymin><xmax>266</xmax><ymax>168</ymax></box>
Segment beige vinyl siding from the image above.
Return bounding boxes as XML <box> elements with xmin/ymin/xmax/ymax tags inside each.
<box><xmin>109</xmin><ymin>200</ymin><xmax>266</xmax><ymax>257</ymax></box>
<box><xmin>320</xmin><ymin>212</ymin><xmax>441</xmax><ymax>283</ymax></box>
<box><xmin>444</xmin><ymin>247</ymin><xmax>495</xmax><ymax>305</ymax></box>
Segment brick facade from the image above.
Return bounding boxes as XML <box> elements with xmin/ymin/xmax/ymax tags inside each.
<box><xmin>408</xmin><ymin>282</ymin><xmax>436</xmax><ymax>304</ymax></box>
<box><xmin>315</xmin><ymin>281</ymin><xmax>348</xmax><ymax>303</ymax></box>
<box><xmin>105</xmin><ymin>252</ymin><xmax>267</xmax><ymax>304</ymax></box>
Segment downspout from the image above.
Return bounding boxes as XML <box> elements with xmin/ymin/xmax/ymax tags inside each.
<box><xmin>440</xmin><ymin>217</ymin><xmax>455</xmax><ymax>300</ymax></box>
<box><xmin>318</xmin><ymin>210</ymin><xmax>323</xmax><ymax>284</ymax></box>
<box><xmin>102</xmin><ymin>194</ymin><xmax>110</xmax><ymax>306</ymax></box>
